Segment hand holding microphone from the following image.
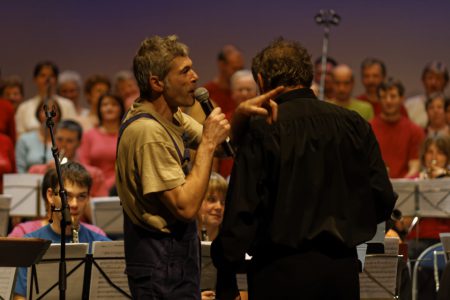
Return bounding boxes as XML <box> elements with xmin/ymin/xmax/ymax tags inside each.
<box><xmin>194</xmin><ymin>88</ymin><xmax>235</xmax><ymax>157</ymax></box>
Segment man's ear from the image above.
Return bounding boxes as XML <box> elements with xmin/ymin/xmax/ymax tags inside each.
<box><xmin>47</xmin><ymin>188</ymin><xmax>55</xmax><ymax>205</ymax></box>
<box><xmin>257</xmin><ymin>73</ymin><xmax>265</xmax><ymax>93</ymax></box>
<box><xmin>149</xmin><ymin>75</ymin><xmax>164</xmax><ymax>93</ymax></box>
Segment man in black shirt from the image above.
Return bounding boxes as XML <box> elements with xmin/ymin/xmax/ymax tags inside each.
<box><xmin>212</xmin><ymin>38</ymin><xmax>396</xmax><ymax>300</ymax></box>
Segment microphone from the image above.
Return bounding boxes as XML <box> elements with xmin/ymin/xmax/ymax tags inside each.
<box><xmin>194</xmin><ymin>87</ymin><xmax>235</xmax><ymax>157</ymax></box>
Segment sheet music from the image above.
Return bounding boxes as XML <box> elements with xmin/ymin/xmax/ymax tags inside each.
<box><xmin>391</xmin><ymin>178</ymin><xmax>450</xmax><ymax>218</ymax></box>
<box><xmin>4</xmin><ymin>174</ymin><xmax>45</xmax><ymax>217</ymax></box>
<box><xmin>418</xmin><ymin>178</ymin><xmax>450</xmax><ymax>217</ymax></box>
<box><xmin>0</xmin><ymin>195</ymin><xmax>11</xmax><ymax>237</ymax></box>
<box><xmin>90</xmin><ymin>197</ymin><xmax>123</xmax><ymax>236</ymax></box>
<box><xmin>27</xmin><ymin>243</ymin><xmax>88</xmax><ymax>300</ymax></box>
<box><xmin>384</xmin><ymin>237</ymin><xmax>399</xmax><ymax>255</ymax></box>
<box><xmin>391</xmin><ymin>178</ymin><xmax>417</xmax><ymax>216</ymax></box>
<box><xmin>0</xmin><ymin>267</ymin><xmax>16</xmax><ymax>300</ymax></box>
<box><xmin>89</xmin><ymin>241</ymin><xmax>130</xmax><ymax>299</ymax></box>
<box><xmin>440</xmin><ymin>233</ymin><xmax>450</xmax><ymax>262</ymax></box>
<box><xmin>359</xmin><ymin>254</ymin><xmax>398</xmax><ymax>299</ymax></box>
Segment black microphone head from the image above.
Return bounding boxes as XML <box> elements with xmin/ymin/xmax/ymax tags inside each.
<box><xmin>194</xmin><ymin>87</ymin><xmax>210</xmax><ymax>103</ymax></box>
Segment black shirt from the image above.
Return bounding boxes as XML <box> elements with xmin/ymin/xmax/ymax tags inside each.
<box><xmin>212</xmin><ymin>88</ymin><xmax>396</xmax><ymax>273</ymax></box>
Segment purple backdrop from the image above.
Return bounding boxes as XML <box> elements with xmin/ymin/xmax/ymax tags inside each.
<box><xmin>1</xmin><ymin>0</ymin><xmax>449</xmax><ymax>100</ymax></box>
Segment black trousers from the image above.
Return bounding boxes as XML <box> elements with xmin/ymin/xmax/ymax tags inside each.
<box><xmin>247</xmin><ymin>250</ymin><xmax>360</xmax><ymax>300</ymax></box>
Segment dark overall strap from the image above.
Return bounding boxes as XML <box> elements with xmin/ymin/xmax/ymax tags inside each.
<box><xmin>116</xmin><ymin>113</ymin><xmax>184</xmax><ymax>183</ymax></box>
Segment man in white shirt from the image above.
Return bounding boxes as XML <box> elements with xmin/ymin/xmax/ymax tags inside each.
<box><xmin>15</xmin><ymin>61</ymin><xmax>77</xmax><ymax>136</ymax></box>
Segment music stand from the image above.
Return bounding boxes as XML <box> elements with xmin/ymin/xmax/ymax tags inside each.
<box><xmin>0</xmin><ymin>195</ymin><xmax>12</xmax><ymax>237</ymax></box>
<box><xmin>359</xmin><ymin>238</ymin><xmax>401</xmax><ymax>300</ymax></box>
<box><xmin>87</xmin><ymin>241</ymin><xmax>131</xmax><ymax>299</ymax></box>
<box><xmin>4</xmin><ymin>174</ymin><xmax>45</xmax><ymax>217</ymax></box>
<box><xmin>0</xmin><ymin>267</ymin><xmax>16</xmax><ymax>300</ymax></box>
<box><xmin>27</xmin><ymin>243</ymin><xmax>88</xmax><ymax>300</ymax></box>
<box><xmin>392</xmin><ymin>178</ymin><xmax>450</xmax><ymax>240</ymax></box>
<box><xmin>391</xmin><ymin>178</ymin><xmax>417</xmax><ymax>217</ymax></box>
<box><xmin>0</xmin><ymin>237</ymin><xmax>51</xmax><ymax>268</ymax></box>
<box><xmin>0</xmin><ymin>238</ymin><xmax>51</xmax><ymax>300</ymax></box>
<box><xmin>417</xmin><ymin>178</ymin><xmax>450</xmax><ymax>218</ymax></box>
<box><xmin>90</xmin><ymin>197</ymin><xmax>123</xmax><ymax>239</ymax></box>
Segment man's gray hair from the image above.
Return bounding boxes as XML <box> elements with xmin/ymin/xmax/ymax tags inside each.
<box><xmin>58</xmin><ymin>70</ymin><xmax>82</xmax><ymax>88</ymax></box>
<box><xmin>133</xmin><ymin>35</ymin><xmax>189</xmax><ymax>99</ymax></box>
<box><xmin>230</xmin><ymin>69</ymin><xmax>255</xmax><ymax>90</ymax></box>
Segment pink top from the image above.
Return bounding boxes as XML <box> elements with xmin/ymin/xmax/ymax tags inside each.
<box><xmin>8</xmin><ymin>219</ymin><xmax>107</xmax><ymax>238</ymax></box>
<box><xmin>78</xmin><ymin>127</ymin><xmax>118</xmax><ymax>189</ymax></box>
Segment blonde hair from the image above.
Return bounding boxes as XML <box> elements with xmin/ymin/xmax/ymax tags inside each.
<box><xmin>207</xmin><ymin>172</ymin><xmax>228</xmax><ymax>196</ymax></box>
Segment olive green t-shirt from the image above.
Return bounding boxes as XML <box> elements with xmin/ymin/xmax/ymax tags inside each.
<box><xmin>328</xmin><ymin>98</ymin><xmax>374</xmax><ymax>121</ymax></box>
<box><xmin>115</xmin><ymin>99</ymin><xmax>202</xmax><ymax>233</ymax></box>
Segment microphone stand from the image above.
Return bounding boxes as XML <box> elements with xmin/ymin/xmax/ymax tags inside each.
<box><xmin>42</xmin><ymin>80</ymin><xmax>52</xmax><ymax>164</ymax></box>
<box><xmin>314</xmin><ymin>9</ymin><xmax>341</xmax><ymax>101</ymax></box>
<box><xmin>44</xmin><ymin>104</ymin><xmax>72</xmax><ymax>300</ymax></box>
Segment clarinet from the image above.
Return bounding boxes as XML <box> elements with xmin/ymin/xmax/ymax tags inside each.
<box><xmin>72</xmin><ymin>219</ymin><xmax>79</xmax><ymax>243</ymax></box>
<box><xmin>201</xmin><ymin>226</ymin><xmax>209</xmax><ymax>241</ymax></box>
<box><xmin>200</xmin><ymin>214</ymin><xmax>209</xmax><ymax>241</ymax></box>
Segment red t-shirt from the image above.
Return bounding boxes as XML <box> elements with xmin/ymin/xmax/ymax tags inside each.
<box><xmin>203</xmin><ymin>81</ymin><xmax>236</xmax><ymax>120</ymax></box>
<box><xmin>0</xmin><ymin>99</ymin><xmax>16</xmax><ymax>145</ymax></box>
<box><xmin>370</xmin><ymin>115</ymin><xmax>425</xmax><ymax>178</ymax></box>
<box><xmin>357</xmin><ymin>94</ymin><xmax>409</xmax><ymax>118</ymax></box>
<box><xmin>408</xmin><ymin>218</ymin><xmax>450</xmax><ymax>240</ymax></box>
<box><xmin>0</xmin><ymin>134</ymin><xmax>16</xmax><ymax>193</ymax></box>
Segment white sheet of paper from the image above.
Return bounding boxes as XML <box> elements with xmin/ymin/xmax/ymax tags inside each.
<box><xmin>90</xmin><ymin>197</ymin><xmax>123</xmax><ymax>236</ymax></box>
<box><xmin>418</xmin><ymin>178</ymin><xmax>450</xmax><ymax>217</ymax></box>
<box><xmin>391</xmin><ymin>178</ymin><xmax>417</xmax><ymax>216</ymax></box>
<box><xmin>367</xmin><ymin>222</ymin><xmax>386</xmax><ymax>244</ymax></box>
<box><xmin>391</xmin><ymin>178</ymin><xmax>450</xmax><ymax>218</ymax></box>
<box><xmin>26</xmin><ymin>243</ymin><xmax>88</xmax><ymax>300</ymax></box>
<box><xmin>384</xmin><ymin>237</ymin><xmax>399</xmax><ymax>255</ymax></box>
<box><xmin>439</xmin><ymin>232</ymin><xmax>450</xmax><ymax>262</ymax></box>
<box><xmin>357</xmin><ymin>244</ymin><xmax>368</xmax><ymax>270</ymax></box>
<box><xmin>0</xmin><ymin>267</ymin><xmax>16</xmax><ymax>300</ymax></box>
<box><xmin>4</xmin><ymin>173</ymin><xmax>45</xmax><ymax>217</ymax></box>
<box><xmin>359</xmin><ymin>254</ymin><xmax>398</xmax><ymax>299</ymax></box>
<box><xmin>89</xmin><ymin>241</ymin><xmax>130</xmax><ymax>299</ymax></box>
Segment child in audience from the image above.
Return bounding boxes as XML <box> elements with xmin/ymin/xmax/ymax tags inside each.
<box><xmin>8</xmin><ymin>163</ymin><xmax>106</xmax><ymax>238</ymax></box>
<box><xmin>12</xmin><ymin>162</ymin><xmax>110</xmax><ymax>300</ymax></box>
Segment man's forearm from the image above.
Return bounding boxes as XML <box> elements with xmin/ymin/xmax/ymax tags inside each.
<box><xmin>405</xmin><ymin>159</ymin><xmax>420</xmax><ymax>178</ymax></box>
<box><xmin>160</xmin><ymin>137</ymin><xmax>216</xmax><ymax>221</ymax></box>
